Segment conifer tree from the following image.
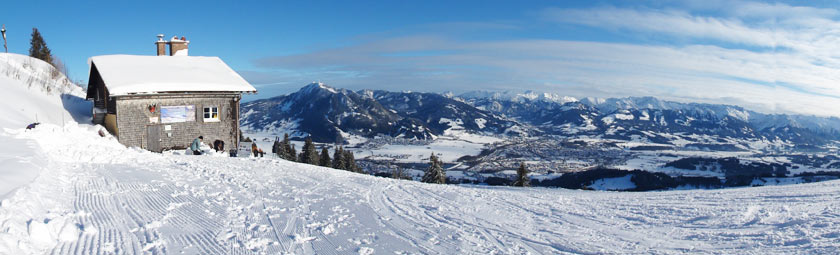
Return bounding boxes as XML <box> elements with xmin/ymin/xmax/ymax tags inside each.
<box><xmin>319</xmin><ymin>146</ymin><xmax>331</xmax><ymax>167</ymax></box>
<box><xmin>343</xmin><ymin>150</ymin><xmax>361</xmax><ymax>173</ymax></box>
<box><xmin>29</xmin><ymin>28</ymin><xmax>53</xmax><ymax>66</ymax></box>
<box><xmin>276</xmin><ymin>143</ymin><xmax>288</xmax><ymax>160</ymax></box>
<box><xmin>299</xmin><ymin>136</ymin><xmax>319</xmax><ymax>165</ymax></box>
<box><xmin>332</xmin><ymin>146</ymin><xmax>345</xmax><ymax>170</ymax></box>
<box><xmin>289</xmin><ymin>144</ymin><xmax>297</xmax><ymax>162</ymax></box>
<box><xmin>310</xmin><ymin>141</ymin><xmax>320</xmax><ymax>165</ymax></box>
<box><xmin>513</xmin><ymin>162</ymin><xmax>530</xmax><ymax>187</ymax></box>
<box><xmin>281</xmin><ymin>133</ymin><xmax>294</xmax><ymax>161</ymax></box>
<box><xmin>422</xmin><ymin>153</ymin><xmax>446</xmax><ymax>184</ymax></box>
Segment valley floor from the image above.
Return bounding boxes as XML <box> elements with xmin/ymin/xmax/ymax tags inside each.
<box><xmin>2</xmin><ymin>123</ymin><xmax>839</xmax><ymax>254</ymax></box>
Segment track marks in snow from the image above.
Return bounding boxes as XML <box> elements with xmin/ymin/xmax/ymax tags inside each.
<box><xmin>3</xmin><ymin>124</ymin><xmax>840</xmax><ymax>254</ymax></box>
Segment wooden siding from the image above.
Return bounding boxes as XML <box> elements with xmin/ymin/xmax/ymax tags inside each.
<box><xmin>115</xmin><ymin>94</ymin><xmax>240</xmax><ymax>152</ymax></box>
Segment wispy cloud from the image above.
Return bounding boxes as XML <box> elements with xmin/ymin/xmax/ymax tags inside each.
<box><xmin>248</xmin><ymin>2</ymin><xmax>840</xmax><ymax>117</ymax></box>
<box><xmin>541</xmin><ymin>7</ymin><xmax>778</xmax><ymax>48</ymax></box>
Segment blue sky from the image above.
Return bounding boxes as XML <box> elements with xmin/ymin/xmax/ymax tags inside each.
<box><xmin>5</xmin><ymin>1</ymin><xmax>840</xmax><ymax>116</ymax></box>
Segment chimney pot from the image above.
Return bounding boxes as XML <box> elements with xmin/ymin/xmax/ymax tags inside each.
<box><xmin>155</xmin><ymin>34</ymin><xmax>167</xmax><ymax>56</ymax></box>
<box><xmin>169</xmin><ymin>35</ymin><xmax>189</xmax><ymax>56</ymax></box>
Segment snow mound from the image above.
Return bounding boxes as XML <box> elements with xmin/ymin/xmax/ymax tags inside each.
<box><xmin>0</xmin><ymin>53</ymin><xmax>90</xmax><ymax>200</ymax></box>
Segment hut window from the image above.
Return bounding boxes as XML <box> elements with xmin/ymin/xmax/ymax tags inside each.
<box><xmin>203</xmin><ymin>106</ymin><xmax>219</xmax><ymax>122</ymax></box>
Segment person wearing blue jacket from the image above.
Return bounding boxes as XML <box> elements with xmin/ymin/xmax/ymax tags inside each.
<box><xmin>190</xmin><ymin>136</ymin><xmax>203</xmax><ymax>155</ymax></box>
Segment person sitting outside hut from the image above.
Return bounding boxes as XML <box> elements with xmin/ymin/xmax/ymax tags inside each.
<box><xmin>251</xmin><ymin>142</ymin><xmax>265</xmax><ymax>157</ymax></box>
<box><xmin>213</xmin><ymin>140</ymin><xmax>225</xmax><ymax>152</ymax></box>
<box><xmin>191</xmin><ymin>136</ymin><xmax>203</xmax><ymax>155</ymax></box>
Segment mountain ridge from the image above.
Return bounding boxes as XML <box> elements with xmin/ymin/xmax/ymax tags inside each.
<box><xmin>242</xmin><ymin>83</ymin><xmax>840</xmax><ymax>147</ymax></box>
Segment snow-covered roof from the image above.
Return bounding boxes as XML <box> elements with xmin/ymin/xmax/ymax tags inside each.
<box><xmin>89</xmin><ymin>55</ymin><xmax>256</xmax><ymax>96</ymax></box>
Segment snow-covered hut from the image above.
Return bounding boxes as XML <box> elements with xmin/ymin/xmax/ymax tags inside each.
<box><xmin>85</xmin><ymin>35</ymin><xmax>256</xmax><ymax>152</ymax></box>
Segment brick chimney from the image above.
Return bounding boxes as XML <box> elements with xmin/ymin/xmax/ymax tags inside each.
<box><xmin>155</xmin><ymin>34</ymin><xmax>166</xmax><ymax>56</ymax></box>
<box><xmin>154</xmin><ymin>34</ymin><xmax>190</xmax><ymax>56</ymax></box>
<box><xmin>169</xmin><ymin>36</ymin><xmax>189</xmax><ymax>56</ymax></box>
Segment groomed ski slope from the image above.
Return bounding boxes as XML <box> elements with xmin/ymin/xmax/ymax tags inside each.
<box><xmin>1</xmin><ymin>122</ymin><xmax>839</xmax><ymax>254</ymax></box>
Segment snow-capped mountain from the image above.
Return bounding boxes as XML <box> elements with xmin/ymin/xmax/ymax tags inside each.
<box><xmin>459</xmin><ymin>90</ymin><xmax>578</xmax><ymax>104</ymax></box>
<box><xmin>241</xmin><ymin>83</ymin><xmax>412</xmax><ymax>143</ymax></box>
<box><xmin>573</xmin><ymin>97</ymin><xmax>840</xmax><ymax>144</ymax></box>
<box><xmin>243</xmin><ymin>83</ymin><xmax>840</xmax><ymax>148</ymax></box>
<box><xmin>369</xmin><ymin>90</ymin><xmax>515</xmax><ymax>136</ymax></box>
<box><xmin>466</xmin><ymin>94</ymin><xmax>840</xmax><ymax>146</ymax></box>
<box><xmin>241</xmin><ymin>83</ymin><xmax>519</xmax><ymax>143</ymax></box>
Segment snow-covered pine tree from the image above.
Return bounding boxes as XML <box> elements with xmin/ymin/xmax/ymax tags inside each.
<box><xmin>319</xmin><ymin>146</ymin><xmax>331</xmax><ymax>167</ymax></box>
<box><xmin>513</xmin><ymin>162</ymin><xmax>530</xmax><ymax>187</ymax></box>
<box><xmin>422</xmin><ymin>153</ymin><xmax>446</xmax><ymax>184</ymax></box>
<box><xmin>332</xmin><ymin>146</ymin><xmax>345</xmax><ymax>170</ymax></box>
<box><xmin>29</xmin><ymin>28</ymin><xmax>53</xmax><ymax>66</ymax></box>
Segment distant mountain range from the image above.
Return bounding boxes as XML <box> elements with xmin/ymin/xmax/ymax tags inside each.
<box><xmin>241</xmin><ymin>83</ymin><xmax>840</xmax><ymax>147</ymax></box>
<box><xmin>241</xmin><ymin>83</ymin><xmax>519</xmax><ymax>143</ymax></box>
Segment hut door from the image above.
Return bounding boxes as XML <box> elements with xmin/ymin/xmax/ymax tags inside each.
<box><xmin>147</xmin><ymin>125</ymin><xmax>162</xmax><ymax>152</ymax></box>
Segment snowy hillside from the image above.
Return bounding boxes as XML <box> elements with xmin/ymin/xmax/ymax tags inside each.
<box><xmin>0</xmin><ymin>53</ymin><xmax>86</xmax><ymax>128</ymax></box>
<box><xmin>3</xmin><ymin>122</ymin><xmax>840</xmax><ymax>254</ymax></box>
<box><xmin>1</xmin><ymin>56</ymin><xmax>839</xmax><ymax>254</ymax></box>
<box><xmin>0</xmin><ymin>53</ymin><xmax>87</xmax><ymax>199</ymax></box>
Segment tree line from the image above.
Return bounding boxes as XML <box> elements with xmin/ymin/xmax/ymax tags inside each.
<box><xmin>271</xmin><ymin>134</ymin><xmax>363</xmax><ymax>173</ymax></box>
<box><xmin>421</xmin><ymin>152</ymin><xmax>530</xmax><ymax>187</ymax></box>
<box><xmin>268</xmin><ymin>133</ymin><xmax>531</xmax><ymax>187</ymax></box>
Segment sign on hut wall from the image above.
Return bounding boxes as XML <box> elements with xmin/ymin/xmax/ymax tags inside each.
<box><xmin>160</xmin><ymin>105</ymin><xmax>196</xmax><ymax>123</ymax></box>
<box><xmin>238</xmin><ymin>141</ymin><xmax>252</xmax><ymax>158</ymax></box>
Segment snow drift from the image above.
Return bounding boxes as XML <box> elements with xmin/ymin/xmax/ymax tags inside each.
<box><xmin>0</xmin><ymin>53</ymin><xmax>86</xmax><ymax>199</ymax></box>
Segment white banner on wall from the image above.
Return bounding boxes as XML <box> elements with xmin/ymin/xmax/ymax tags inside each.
<box><xmin>160</xmin><ymin>105</ymin><xmax>196</xmax><ymax>123</ymax></box>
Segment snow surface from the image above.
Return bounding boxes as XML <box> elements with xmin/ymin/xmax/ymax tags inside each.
<box><xmin>4</xmin><ymin>122</ymin><xmax>840</xmax><ymax>254</ymax></box>
<box><xmin>0</xmin><ymin>134</ymin><xmax>46</xmax><ymax>199</ymax></box>
<box><xmin>357</xmin><ymin>118</ymin><xmax>503</xmax><ymax>163</ymax></box>
<box><xmin>363</xmin><ymin>138</ymin><xmax>485</xmax><ymax>163</ymax></box>
<box><xmin>89</xmin><ymin>55</ymin><xmax>256</xmax><ymax>96</ymax></box>
<box><xmin>2</xmin><ymin>55</ymin><xmax>840</xmax><ymax>253</ymax></box>
<box><xmin>588</xmin><ymin>175</ymin><xmax>637</xmax><ymax>191</ymax></box>
<box><xmin>0</xmin><ymin>53</ymin><xmax>87</xmax><ymax>200</ymax></box>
